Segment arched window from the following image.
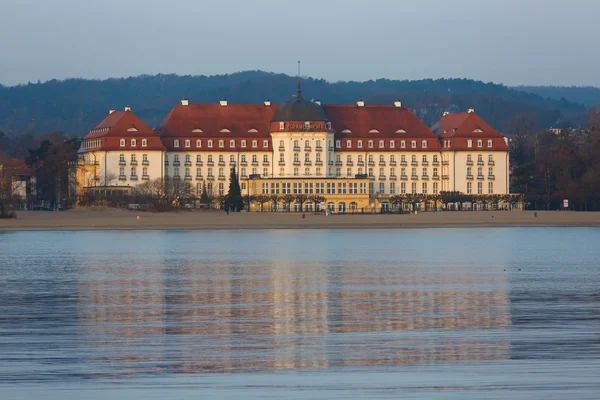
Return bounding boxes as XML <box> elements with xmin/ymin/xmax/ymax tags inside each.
<box><xmin>347</xmin><ymin>155</ymin><xmax>352</xmax><ymax>162</ymax></box>
<box><xmin>229</xmin><ymin>140</ymin><xmax>235</xmax><ymax>147</ymax></box>
<box><xmin>477</xmin><ymin>139</ymin><xmax>483</xmax><ymax>147</ymax></box>
<box><xmin>279</xmin><ymin>122</ymin><xmax>285</xmax><ymax>130</ymax></box>
<box><xmin>141</xmin><ymin>139</ymin><xmax>147</xmax><ymax>147</ymax></box>
<box><xmin>379</xmin><ymin>140</ymin><xmax>384</xmax><ymax>148</ymax></box>
<box><xmin>357</xmin><ymin>140</ymin><xmax>363</xmax><ymax>148</ymax></box>
<box><xmin>346</xmin><ymin>140</ymin><xmax>352</xmax><ymax>148</ymax></box>
<box><xmin>487</xmin><ymin>139</ymin><xmax>493</xmax><ymax>147</ymax></box>
<box><xmin>241</xmin><ymin>140</ymin><xmax>247</xmax><ymax>148</ymax></box>
<box><xmin>411</xmin><ymin>140</ymin><xmax>416</xmax><ymax>148</ymax></box>
<box><xmin>422</xmin><ymin>140</ymin><xmax>427</xmax><ymax>148</ymax></box>
<box><xmin>207</xmin><ymin>140</ymin><xmax>213</xmax><ymax>148</ymax></box>
<box><xmin>252</xmin><ymin>140</ymin><xmax>257</xmax><ymax>147</ymax></box>
<box><xmin>131</xmin><ymin>139</ymin><xmax>137</xmax><ymax>146</ymax></box>
<box><xmin>390</xmin><ymin>140</ymin><xmax>395</xmax><ymax>148</ymax></box>
<box><xmin>196</xmin><ymin>139</ymin><xmax>202</xmax><ymax>147</ymax></box>
<box><xmin>218</xmin><ymin>140</ymin><xmax>224</xmax><ymax>148</ymax></box>
<box><xmin>185</xmin><ymin>139</ymin><xmax>190</xmax><ymax>148</ymax></box>
<box><xmin>173</xmin><ymin>139</ymin><xmax>179</xmax><ymax>148</ymax></box>
<box><xmin>422</xmin><ymin>155</ymin><xmax>427</xmax><ymax>162</ymax></box>
<box><xmin>400</xmin><ymin>140</ymin><xmax>406</xmax><ymax>148</ymax></box>
<box><xmin>120</xmin><ymin>139</ymin><xmax>125</xmax><ymax>147</ymax></box>
<box><xmin>336</xmin><ymin>140</ymin><xmax>341</xmax><ymax>148</ymax></box>
<box><xmin>294</xmin><ymin>140</ymin><xmax>299</xmax><ymax>148</ymax></box>
<box><xmin>368</xmin><ymin>140</ymin><xmax>374</xmax><ymax>148</ymax></box>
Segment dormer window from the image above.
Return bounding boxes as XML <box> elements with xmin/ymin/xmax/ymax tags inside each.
<box><xmin>400</xmin><ymin>140</ymin><xmax>406</xmax><ymax>148</ymax></box>
<box><xmin>346</xmin><ymin>140</ymin><xmax>352</xmax><ymax>148</ymax></box>
<box><xmin>140</xmin><ymin>139</ymin><xmax>147</xmax><ymax>147</ymax></box>
<box><xmin>390</xmin><ymin>140</ymin><xmax>395</xmax><ymax>148</ymax></box>
<box><xmin>263</xmin><ymin>140</ymin><xmax>269</xmax><ymax>148</ymax></box>
<box><xmin>131</xmin><ymin>139</ymin><xmax>137</xmax><ymax>147</ymax></box>
<box><xmin>252</xmin><ymin>140</ymin><xmax>257</xmax><ymax>148</ymax></box>
<box><xmin>120</xmin><ymin>139</ymin><xmax>126</xmax><ymax>147</ymax></box>
<box><xmin>173</xmin><ymin>139</ymin><xmax>180</xmax><ymax>148</ymax></box>
<box><xmin>368</xmin><ymin>140</ymin><xmax>373</xmax><ymax>148</ymax></box>
<box><xmin>207</xmin><ymin>140</ymin><xmax>213</xmax><ymax>148</ymax></box>
<box><xmin>467</xmin><ymin>139</ymin><xmax>473</xmax><ymax>148</ymax></box>
<box><xmin>230</xmin><ymin>140</ymin><xmax>235</xmax><ymax>147</ymax></box>
<box><xmin>219</xmin><ymin>140</ymin><xmax>224</xmax><ymax>148</ymax></box>
<box><xmin>336</xmin><ymin>140</ymin><xmax>341</xmax><ymax>148</ymax></box>
<box><xmin>357</xmin><ymin>140</ymin><xmax>363</xmax><ymax>148</ymax></box>
<box><xmin>196</xmin><ymin>140</ymin><xmax>202</xmax><ymax>147</ymax></box>
<box><xmin>185</xmin><ymin>140</ymin><xmax>191</xmax><ymax>148</ymax></box>
<box><xmin>477</xmin><ymin>139</ymin><xmax>483</xmax><ymax>148</ymax></box>
<box><xmin>487</xmin><ymin>139</ymin><xmax>493</xmax><ymax>147</ymax></box>
<box><xmin>279</xmin><ymin>122</ymin><xmax>285</xmax><ymax>131</ymax></box>
<box><xmin>422</xmin><ymin>140</ymin><xmax>427</xmax><ymax>149</ymax></box>
<box><xmin>411</xmin><ymin>140</ymin><xmax>416</xmax><ymax>148</ymax></box>
<box><xmin>241</xmin><ymin>140</ymin><xmax>247</xmax><ymax>148</ymax></box>
<box><xmin>379</xmin><ymin>140</ymin><xmax>384</xmax><ymax>148</ymax></box>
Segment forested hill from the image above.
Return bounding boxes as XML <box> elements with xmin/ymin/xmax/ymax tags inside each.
<box><xmin>515</xmin><ymin>86</ymin><xmax>600</xmax><ymax>108</ymax></box>
<box><xmin>0</xmin><ymin>71</ymin><xmax>590</xmax><ymax>137</ymax></box>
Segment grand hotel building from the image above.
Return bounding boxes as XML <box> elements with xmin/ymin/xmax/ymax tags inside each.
<box><xmin>78</xmin><ymin>86</ymin><xmax>510</xmax><ymax>211</ymax></box>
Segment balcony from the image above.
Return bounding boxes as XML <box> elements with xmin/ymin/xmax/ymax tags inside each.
<box><xmin>251</xmin><ymin>161</ymin><xmax>259</xmax><ymax>166</ymax></box>
<box><xmin>422</xmin><ymin>175</ymin><xmax>429</xmax><ymax>180</ymax></box>
<box><xmin>278</xmin><ymin>161</ymin><xmax>285</xmax><ymax>166</ymax></box>
<box><xmin>173</xmin><ymin>161</ymin><xmax>180</xmax><ymax>166</ymax></box>
<box><xmin>241</xmin><ymin>174</ymin><xmax>248</xmax><ymax>179</ymax></box>
<box><xmin>432</xmin><ymin>175</ymin><xmax>440</xmax><ymax>180</ymax></box>
<box><xmin>477</xmin><ymin>161</ymin><xmax>485</xmax><ymax>166</ymax></box>
<box><xmin>293</xmin><ymin>161</ymin><xmax>301</xmax><ymax>166</ymax></box>
<box><xmin>229</xmin><ymin>161</ymin><xmax>236</xmax><ymax>166</ymax></box>
<box><xmin>411</xmin><ymin>175</ymin><xmax>419</xmax><ymax>180</ymax></box>
<box><xmin>389</xmin><ymin>161</ymin><xmax>397</xmax><ymax>166</ymax></box>
<box><xmin>379</xmin><ymin>175</ymin><xmax>386</xmax><ymax>180</ymax></box>
<box><xmin>218</xmin><ymin>161</ymin><xmax>226</xmax><ymax>166</ymax></box>
<box><xmin>328</xmin><ymin>147</ymin><xmax>334</xmax><ymax>151</ymax></box>
<box><xmin>442</xmin><ymin>160</ymin><xmax>449</xmax><ymax>165</ymax></box>
<box><xmin>240</xmin><ymin>161</ymin><xmax>247</xmax><ymax>166</ymax></box>
<box><xmin>467</xmin><ymin>160</ymin><xmax>474</xmax><ymax>166</ymax></box>
<box><xmin>442</xmin><ymin>175</ymin><xmax>450</xmax><ymax>180</ymax></box>
<box><xmin>432</xmin><ymin>161</ymin><xmax>440</xmax><ymax>166</ymax></box>
<box><xmin>196</xmin><ymin>161</ymin><xmax>203</xmax><ymax>166</ymax></box>
<box><xmin>196</xmin><ymin>175</ymin><xmax>204</xmax><ymax>180</ymax></box>
<box><xmin>401</xmin><ymin>175</ymin><xmax>408</xmax><ymax>181</ymax></box>
<box><xmin>315</xmin><ymin>146</ymin><xmax>323</xmax><ymax>152</ymax></box>
<box><xmin>304</xmin><ymin>161</ymin><xmax>312</xmax><ymax>166</ymax></box>
<box><xmin>173</xmin><ymin>175</ymin><xmax>181</xmax><ymax>180</ymax></box>
<box><xmin>278</xmin><ymin>146</ymin><xmax>286</xmax><ymax>151</ymax></box>
<box><xmin>328</xmin><ymin>161</ymin><xmax>334</xmax><ymax>166</ymax></box>
<box><xmin>335</xmin><ymin>161</ymin><xmax>343</xmax><ymax>166</ymax></box>
<box><xmin>207</xmin><ymin>161</ymin><xmax>214</xmax><ymax>166</ymax></box>
<box><xmin>347</xmin><ymin>161</ymin><xmax>354</xmax><ymax>166</ymax></box>
<box><xmin>184</xmin><ymin>161</ymin><xmax>192</xmax><ymax>166</ymax></box>
<box><xmin>466</xmin><ymin>175</ymin><xmax>474</xmax><ymax>180</ymax></box>
<box><xmin>129</xmin><ymin>175</ymin><xmax>138</xmax><ymax>181</ymax></box>
<box><xmin>119</xmin><ymin>160</ymin><xmax>126</xmax><ymax>166</ymax></box>
<box><xmin>130</xmin><ymin>160</ymin><xmax>138</xmax><ymax>166</ymax></box>
<box><xmin>369</xmin><ymin>175</ymin><xmax>376</xmax><ymax>180</ymax></box>
<box><xmin>293</xmin><ymin>146</ymin><xmax>301</xmax><ymax>152</ymax></box>
<box><xmin>411</xmin><ymin>161</ymin><xmax>418</xmax><ymax>166</ymax></box>
<box><xmin>422</xmin><ymin>161</ymin><xmax>429</xmax><ymax>166</ymax></box>
<box><xmin>400</xmin><ymin>161</ymin><xmax>408</xmax><ymax>166</ymax></box>
<box><xmin>368</xmin><ymin>161</ymin><xmax>375</xmax><ymax>166</ymax></box>
<box><xmin>142</xmin><ymin>160</ymin><xmax>149</xmax><ymax>166</ymax></box>
<box><xmin>184</xmin><ymin>175</ymin><xmax>192</xmax><ymax>180</ymax></box>
<box><xmin>390</xmin><ymin>175</ymin><xmax>397</xmax><ymax>181</ymax></box>
<box><xmin>315</xmin><ymin>161</ymin><xmax>323</xmax><ymax>166</ymax></box>
<box><xmin>477</xmin><ymin>175</ymin><xmax>485</xmax><ymax>180</ymax></box>
<box><xmin>488</xmin><ymin>175</ymin><xmax>495</xmax><ymax>180</ymax></box>
<box><xmin>488</xmin><ymin>161</ymin><xmax>495</xmax><ymax>166</ymax></box>
<box><xmin>304</xmin><ymin>147</ymin><xmax>312</xmax><ymax>152</ymax></box>
<box><xmin>218</xmin><ymin>175</ymin><xmax>226</xmax><ymax>180</ymax></box>
<box><xmin>142</xmin><ymin>175</ymin><xmax>149</xmax><ymax>180</ymax></box>
<box><xmin>118</xmin><ymin>175</ymin><xmax>126</xmax><ymax>181</ymax></box>
<box><xmin>262</xmin><ymin>161</ymin><xmax>270</xmax><ymax>166</ymax></box>
<box><xmin>357</xmin><ymin>161</ymin><xmax>365</xmax><ymax>166</ymax></box>
<box><xmin>207</xmin><ymin>175</ymin><xmax>215</xmax><ymax>181</ymax></box>
<box><xmin>379</xmin><ymin>162</ymin><xmax>386</xmax><ymax>166</ymax></box>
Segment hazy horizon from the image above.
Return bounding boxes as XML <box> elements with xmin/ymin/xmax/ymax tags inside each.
<box><xmin>1</xmin><ymin>0</ymin><xmax>599</xmax><ymax>87</ymax></box>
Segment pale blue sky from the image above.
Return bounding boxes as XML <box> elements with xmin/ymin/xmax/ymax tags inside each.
<box><xmin>1</xmin><ymin>0</ymin><xmax>598</xmax><ymax>86</ymax></box>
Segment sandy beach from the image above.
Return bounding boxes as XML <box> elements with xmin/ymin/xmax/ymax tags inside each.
<box><xmin>1</xmin><ymin>209</ymin><xmax>600</xmax><ymax>230</ymax></box>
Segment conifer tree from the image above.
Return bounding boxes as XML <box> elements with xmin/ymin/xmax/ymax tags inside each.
<box><xmin>226</xmin><ymin>167</ymin><xmax>243</xmax><ymax>212</ymax></box>
<box><xmin>200</xmin><ymin>182</ymin><xmax>210</xmax><ymax>206</ymax></box>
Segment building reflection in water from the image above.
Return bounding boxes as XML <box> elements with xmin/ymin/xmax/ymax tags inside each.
<box><xmin>76</xmin><ymin>231</ymin><xmax>511</xmax><ymax>375</ymax></box>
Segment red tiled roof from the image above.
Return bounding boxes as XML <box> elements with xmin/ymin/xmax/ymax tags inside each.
<box><xmin>430</xmin><ymin>112</ymin><xmax>509</xmax><ymax>151</ymax></box>
<box><xmin>1</xmin><ymin>159</ymin><xmax>33</xmax><ymax>175</ymax></box>
<box><xmin>81</xmin><ymin>110</ymin><xmax>165</xmax><ymax>151</ymax></box>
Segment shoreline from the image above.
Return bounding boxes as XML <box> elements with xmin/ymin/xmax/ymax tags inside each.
<box><xmin>2</xmin><ymin>209</ymin><xmax>600</xmax><ymax>231</ymax></box>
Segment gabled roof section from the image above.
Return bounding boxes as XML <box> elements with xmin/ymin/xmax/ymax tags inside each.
<box><xmin>323</xmin><ymin>104</ymin><xmax>437</xmax><ymax>139</ymax></box>
<box><xmin>430</xmin><ymin>111</ymin><xmax>509</xmax><ymax>151</ymax></box>
<box><xmin>86</xmin><ymin>110</ymin><xmax>157</xmax><ymax>139</ymax></box>
<box><xmin>156</xmin><ymin>103</ymin><xmax>277</xmax><ymax>138</ymax></box>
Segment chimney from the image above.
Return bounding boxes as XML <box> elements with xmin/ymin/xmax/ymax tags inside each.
<box><xmin>442</xmin><ymin>111</ymin><xmax>450</xmax><ymax>117</ymax></box>
<box><xmin>109</xmin><ymin>109</ymin><xmax>116</xmax><ymax>115</ymax></box>
<box><xmin>468</xmin><ymin>107</ymin><xmax>475</xmax><ymax>113</ymax></box>
<box><xmin>181</xmin><ymin>98</ymin><xmax>189</xmax><ymax>106</ymax></box>
<box><xmin>314</xmin><ymin>99</ymin><xmax>321</xmax><ymax>106</ymax></box>
<box><xmin>357</xmin><ymin>99</ymin><xmax>365</xmax><ymax>107</ymax></box>
<box><xmin>394</xmin><ymin>99</ymin><xmax>402</xmax><ymax>108</ymax></box>
<box><xmin>220</xmin><ymin>99</ymin><xmax>228</xmax><ymax>107</ymax></box>
<box><xmin>124</xmin><ymin>105</ymin><xmax>131</xmax><ymax>111</ymax></box>
<box><xmin>264</xmin><ymin>99</ymin><xmax>271</xmax><ymax>106</ymax></box>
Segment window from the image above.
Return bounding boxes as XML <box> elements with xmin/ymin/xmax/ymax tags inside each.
<box><xmin>379</xmin><ymin>182</ymin><xmax>384</xmax><ymax>194</ymax></box>
<box><xmin>240</xmin><ymin>140</ymin><xmax>246</xmax><ymax>148</ymax></box>
<box><xmin>263</xmin><ymin>140</ymin><xmax>269</xmax><ymax>148</ymax></box>
<box><xmin>219</xmin><ymin>155</ymin><xmax>224</xmax><ymax>163</ymax></box>
<box><xmin>390</xmin><ymin>182</ymin><xmax>395</xmax><ymax>194</ymax></box>
<box><xmin>279</xmin><ymin>122</ymin><xmax>285</xmax><ymax>130</ymax></box>
<box><xmin>316</xmin><ymin>153</ymin><xmax>321</xmax><ymax>162</ymax></box>
<box><xmin>131</xmin><ymin>139</ymin><xmax>137</xmax><ymax>146</ymax></box>
<box><xmin>346</xmin><ymin>140</ymin><xmax>352</xmax><ymax>148</ymax></box>
<box><xmin>185</xmin><ymin>140</ymin><xmax>190</xmax><ymax>148</ymax></box>
<box><xmin>336</xmin><ymin>140</ymin><xmax>341</xmax><ymax>148</ymax></box>
<box><xmin>336</xmin><ymin>168</ymin><xmax>341</xmax><ymax>177</ymax></box>
<box><xmin>368</xmin><ymin>168</ymin><xmax>373</xmax><ymax>177</ymax></box>
<box><xmin>379</xmin><ymin>155</ymin><xmax>384</xmax><ymax>162</ymax></box>
<box><xmin>422</xmin><ymin>167</ymin><xmax>427</xmax><ymax>177</ymax></box>
<box><xmin>488</xmin><ymin>182</ymin><xmax>494</xmax><ymax>194</ymax></box>
<box><xmin>119</xmin><ymin>154</ymin><xmax>125</xmax><ymax>162</ymax></box>
<box><xmin>347</xmin><ymin>168</ymin><xmax>352</xmax><ymax>176</ymax></box>
<box><xmin>411</xmin><ymin>140</ymin><xmax>416</xmax><ymax>148</ymax></box>
<box><xmin>488</xmin><ymin>167</ymin><xmax>493</xmax><ymax>176</ymax></box>
<box><xmin>433</xmin><ymin>167</ymin><xmax>438</xmax><ymax>176</ymax></box>
<box><xmin>120</xmin><ymin>139</ymin><xmax>126</xmax><ymax>147</ymax></box>
<box><xmin>208</xmin><ymin>140</ymin><xmax>213</xmax><ymax>148</ymax></box>
<box><xmin>174</xmin><ymin>139</ymin><xmax>179</xmax><ymax>148</ymax></box>
<box><xmin>390</xmin><ymin>167</ymin><xmax>395</xmax><ymax>176</ymax></box>
<box><xmin>368</xmin><ymin>140</ymin><xmax>373</xmax><ymax>148</ymax></box>
<box><xmin>412</xmin><ymin>167</ymin><xmax>417</xmax><ymax>176</ymax></box>
<box><xmin>119</xmin><ymin>167</ymin><xmax>124</xmax><ymax>176</ymax></box>
<box><xmin>401</xmin><ymin>182</ymin><xmax>406</xmax><ymax>194</ymax></box>
<box><xmin>141</xmin><ymin>139</ymin><xmax>147</xmax><ymax>147</ymax></box>
<box><xmin>294</xmin><ymin>153</ymin><xmax>299</xmax><ymax>162</ymax></box>
<box><xmin>433</xmin><ymin>155</ymin><xmax>438</xmax><ymax>162</ymax></box>
<box><xmin>186</xmin><ymin>154</ymin><xmax>191</xmax><ymax>163</ymax></box>
<box><xmin>263</xmin><ymin>155</ymin><xmax>268</xmax><ymax>163</ymax></box>
<box><xmin>338</xmin><ymin>182</ymin><xmax>347</xmax><ymax>194</ymax></box>
<box><xmin>143</xmin><ymin>154</ymin><xmax>148</xmax><ymax>162</ymax></box>
<box><xmin>263</xmin><ymin>168</ymin><xmax>268</xmax><ymax>177</ymax></box>
<box><xmin>360</xmin><ymin>182</ymin><xmax>366</xmax><ymax>194</ymax></box>
<box><xmin>400</xmin><ymin>140</ymin><xmax>406</xmax><ymax>148</ymax></box>
<box><xmin>131</xmin><ymin>154</ymin><xmax>137</xmax><ymax>162</ymax></box>
<box><xmin>477</xmin><ymin>139</ymin><xmax>483</xmax><ymax>147</ymax></box>
<box><xmin>478</xmin><ymin>182</ymin><xmax>483</xmax><ymax>194</ymax></box>
<box><xmin>219</xmin><ymin>167</ymin><xmax>224</xmax><ymax>177</ymax></box>
<box><xmin>358</xmin><ymin>155</ymin><xmax>363</xmax><ymax>162</ymax></box>
<box><xmin>196</xmin><ymin>168</ymin><xmax>201</xmax><ymax>177</ymax></box>
<box><xmin>349</xmin><ymin>183</ymin><xmax>358</xmax><ymax>194</ymax></box>
<box><xmin>196</xmin><ymin>155</ymin><xmax>202</xmax><ymax>163</ymax></box>
<box><xmin>433</xmin><ymin>182</ymin><xmax>438</xmax><ymax>194</ymax></box>
<box><xmin>390</xmin><ymin>140</ymin><xmax>395</xmax><ymax>148</ymax></box>
<box><xmin>185</xmin><ymin>167</ymin><xmax>191</xmax><ymax>177</ymax></box>
<box><xmin>467</xmin><ymin>154</ymin><xmax>472</xmax><ymax>162</ymax></box>
<box><xmin>196</xmin><ymin>140</ymin><xmax>202</xmax><ymax>147</ymax></box>
<box><xmin>467</xmin><ymin>167</ymin><xmax>472</xmax><ymax>176</ymax></box>
<box><xmin>174</xmin><ymin>167</ymin><xmax>180</xmax><ymax>177</ymax></box>
<box><xmin>467</xmin><ymin>139</ymin><xmax>473</xmax><ymax>148</ymax></box>
<box><xmin>230</xmin><ymin>155</ymin><xmax>235</xmax><ymax>162</ymax></box>
<box><xmin>411</xmin><ymin>182</ymin><xmax>417</xmax><ymax>194</ymax></box>
<box><xmin>401</xmin><ymin>155</ymin><xmax>406</xmax><ymax>163</ymax></box>
<box><xmin>230</xmin><ymin>140</ymin><xmax>235</xmax><ymax>148</ymax></box>
<box><xmin>467</xmin><ymin>182</ymin><xmax>472</xmax><ymax>194</ymax></box>
<box><xmin>252</xmin><ymin>140</ymin><xmax>257</xmax><ymax>147</ymax></box>
<box><xmin>401</xmin><ymin>167</ymin><xmax>406</xmax><ymax>176</ymax></box>
<box><xmin>316</xmin><ymin>183</ymin><xmax>324</xmax><ymax>194</ymax></box>
<box><xmin>219</xmin><ymin>183</ymin><xmax>224</xmax><ymax>196</ymax></box>
<box><xmin>379</xmin><ymin>140</ymin><xmax>384</xmax><ymax>148</ymax></box>
<box><xmin>368</xmin><ymin>155</ymin><xmax>374</xmax><ymax>163</ymax></box>
<box><xmin>262</xmin><ymin>183</ymin><xmax>269</xmax><ymax>194</ymax></box>
<box><xmin>327</xmin><ymin>183</ymin><xmax>336</xmax><ymax>194</ymax></box>
<box><xmin>357</xmin><ymin>140</ymin><xmax>363</xmax><ymax>148</ymax></box>
<box><xmin>422</xmin><ymin>155</ymin><xmax>427</xmax><ymax>162</ymax></box>
<box><xmin>488</xmin><ymin>154</ymin><xmax>493</xmax><ymax>162</ymax></box>
<box><xmin>487</xmin><ymin>139</ymin><xmax>493</xmax><ymax>148</ymax></box>
<box><xmin>305</xmin><ymin>153</ymin><xmax>310</xmax><ymax>162</ymax></box>
<box><xmin>316</xmin><ymin>167</ymin><xmax>321</xmax><ymax>176</ymax></box>
<box><xmin>208</xmin><ymin>155</ymin><xmax>213</xmax><ymax>162</ymax></box>
<box><xmin>294</xmin><ymin>168</ymin><xmax>299</xmax><ymax>176</ymax></box>
<box><xmin>412</xmin><ymin>155</ymin><xmax>417</xmax><ymax>162</ymax></box>
<box><xmin>379</xmin><ymin>167</ymin><xmax>384</xmax><ymax>176</ymax></box>
<box><xmin>219</xmin><ymin>140</ymin><xmax>224</xmax><ymax>148</ymax></box>
<box><xmin>390</xmin><ymin>155</ymin><xmax>395</xmax><ymax>163</ymax></box>
<box><xmin>478</xmin><ymin>154</ymin><xmax>483</xmax><ymax>162</ymax></box>
<box><xmin>304</xmin><ymin>183</ymin><xmax>313</xmax><ymax>194</ymax></box>
<box><xmin>422</xmin><ymin>140</ymin><xmax>427</xmax><ymax>148</ymax></box>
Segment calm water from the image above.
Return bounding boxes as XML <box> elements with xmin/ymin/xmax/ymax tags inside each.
<box><xmin>1</xmin><ymin>228</ymin><xmax>599</xmax><ymax>399</ymax></box>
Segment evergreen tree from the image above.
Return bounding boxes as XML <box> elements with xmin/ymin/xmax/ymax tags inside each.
<box><xmin>200</xmin><ymin>182</ymin><xmax>210</xmax><ymax>206</ymax></box>
<box><xmin>226</xmin><ymin>167</ymin><xmax>243</xmax><ymax>212</ymax></box>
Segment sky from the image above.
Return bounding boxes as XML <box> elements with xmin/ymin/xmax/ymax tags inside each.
<box><xmin>1</xmin><ymin>0</ymin><xmax>599</xmax><ymax>87</ymax></box>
